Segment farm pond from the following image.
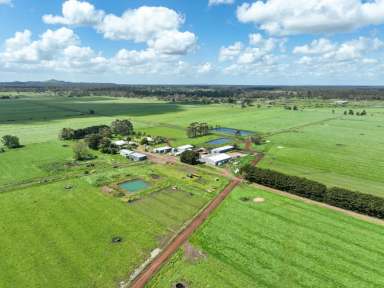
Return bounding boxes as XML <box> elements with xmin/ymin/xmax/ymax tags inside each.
<box><xmin>206</xmin><ymin>137</ymin><xmax>232</xmax><ymax>145</ymax></box>
<box><xmin>119</xmin><ymin>180</ymin><xmax>149</xmax><ymax>193</ymax></box>
<box><xmin>211</xmin><ymin>127</ymin><xmax>254</xmax><ymax>136</ymax></box>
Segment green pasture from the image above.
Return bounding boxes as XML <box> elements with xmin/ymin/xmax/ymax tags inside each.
<box><xmin>148</xmin><ymin>185</ymin><xmax>384</xmax><ymax>288</ymax></box>
<box><xmin>0</xmin><ymin>160</ymin><xmax>224</xmax><ymax>288</ymax></box>
<box><xmin>258</xmin><ymin>114</ymin><xmax>384</xmax><ymax>196</ymax></box>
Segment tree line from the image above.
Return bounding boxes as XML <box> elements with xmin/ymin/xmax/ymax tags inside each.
<box><xmin>241</xmin><ymin>165</ymin><xmax>384</xmax><ymax>219</ymax></box>
<box><xmin>186</xmin><ymin>122</ymin><xmax>210</xmax><ymax>138</ymax></box>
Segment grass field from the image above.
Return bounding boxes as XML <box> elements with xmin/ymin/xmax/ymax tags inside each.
<box><xmin>0</xmin><ymin>160</ymin><xmax>226</xmax><ymax>288</ymax></box>
<box><xmin>1</xmin><ymin>94</ymin><xmax>384</xmax><ymax>287</ymax></box>
<box><xmin>2</xmin><ymin>95</ymin><xmax>382</xmax><ymax>196</ymax></box>
<box><xmin>148</xmin><ymin>185</ymin><xmax>384</xmax><ymax>288</ymax></box>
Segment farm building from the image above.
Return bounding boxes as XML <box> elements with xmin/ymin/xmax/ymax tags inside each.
<box><xmin>153</xmin><ymin>146</ymin><xmax>172</xmax><ymax>154</ymax></box>
<box><xmin>114</xmin><ymin>140</ymin><xmax>128</xmax><ymax>147</ymax></box>
<box><xmin>120</xmin><ymin>149</ymin><xmax>147</xmax><ymax>161</ymax></box>
<box><xmin>129</xmin><ymin>152</ymin><xmax>147</xmax><ymax>161</ymax></box>
<box><xmin>211</xmin><ymin>145</ymin><xmax>234</xmax><ymax>154</ymax></box>
<box><xmin>173</xmin><ymin>144</ymin><xmax>193</xmax><ymax>156</ymax></box>
<box><xmin>201</xmin><ymin>153</ymin><xmax>232</xmax><ymax>166</ymax></box>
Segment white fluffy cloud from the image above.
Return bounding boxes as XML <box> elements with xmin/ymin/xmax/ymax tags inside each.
<box><xmin>0</xmin><ymin>0</ymin><xmax>12</xmax><ymax>5</ymax></box>
<box><xmin>43</xmin><ymin>1</ymin><xmax>197</xmax><ymax>56</ymax></box>
<box><xmin>237</xmin><ymin>0</ymin><xmax>384</xmax><ymax>35</ymax></box>
<box><xmin>219</xmin><ymin>42</ymin><xmax>243</xmax><ymax>61</ymax></box>
<box><xmin>209</xmin><ymin>0</ymin><xmax>234</xmax><ymax>6</ymax></box>
<box><xmin>294</xmin><ymin>37</ymin><xmax>383</xmax><ymax>61</ymax></box>
<box><xmin>197</xmin><ymin>62</ymin><xmax>213</xmax><ymax>74</ymax></box>
<box><xmin>43</xmin><ymin>0</ymin><xmax>104</xmax><ymax>26</ymax></box>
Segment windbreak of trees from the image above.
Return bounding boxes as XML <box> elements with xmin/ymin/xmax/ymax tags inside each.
<box><xmin>59</xmin><ymin>125</ymin><xmax>111</xmax><ymax>140</ymax></box>
<box><xmin>241</xmin><ymin>165</ymin><xmax>384</xmax><ymax>219</ymax></box>
<box><xmin>186</xmin><ymin>122</ymin><xmax>210</xmax><ymax>138</ymax></box>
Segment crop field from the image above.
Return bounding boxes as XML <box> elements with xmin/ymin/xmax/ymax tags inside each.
<box><xmin>148</xmin><ymin>185</ymin><xmax>384</xmax><ymax>288</ymax></box>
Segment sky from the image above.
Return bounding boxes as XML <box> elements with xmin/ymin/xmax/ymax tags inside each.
<box><xmin>1</xmin><ymin>0</ymin><xmax>384</xmax><ymax>85</ymax></box>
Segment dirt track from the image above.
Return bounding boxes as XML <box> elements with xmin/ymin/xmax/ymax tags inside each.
<box><xmin>130</xmin><ymin>178</ymin><xmax>241</xmax><ymax>288</ymax></box>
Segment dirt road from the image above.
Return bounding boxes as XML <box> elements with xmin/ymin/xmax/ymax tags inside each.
<box><xmin>129</xmin><ymin>177</ymin><xmax>241</xmax><ymax>288</ymax></box>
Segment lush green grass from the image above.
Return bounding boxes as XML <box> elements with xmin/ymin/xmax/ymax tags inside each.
<box><xmin>258</xmin><ymin>114</ymin><xmax>384</xmax><ymax>196</ymax></box>
<box><xmin>0</xmin><ymin>163</ymin><xmax>223</xmax><ymax>288</ymax></box>
<box><xmin>148</xmin><ymin>185</ymin><xmax>384</xmax><ymax>288</ymax></box>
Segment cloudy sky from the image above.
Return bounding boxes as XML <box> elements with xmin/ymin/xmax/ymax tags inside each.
<box><xmin>1</xmin><ymin>0</ymin><xmax>384</xmax><ymax>85</ymax></box>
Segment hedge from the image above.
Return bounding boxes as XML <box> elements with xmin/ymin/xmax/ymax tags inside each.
<box><xmin>241</xmin><ymin>165</ymin><xmax>384</xmax><ymax>219</ymax></box>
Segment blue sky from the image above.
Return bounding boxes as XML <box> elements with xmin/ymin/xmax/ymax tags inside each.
<box><xmin>1</xmin><ymin>0</ymin><xmax>384</xmax><ymax>85</ymax></box>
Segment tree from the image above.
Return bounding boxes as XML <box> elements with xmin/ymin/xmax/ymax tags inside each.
<box><xmin>73</xmin><ymin>141</ymin><xmax>91</xmax><ymax>161</ymax></box>
<box><xmin>59</xmin><ymin>128</ymin><xmax>75</xmax><ymax>140</ymax></box>
<box><xmin>99</xmin><ymin>138</ymin><xmax>119</xmax><ymax>154</ymax></box>
<box><xmin>349</xmin><ymin>109</ymin><xmax>354</xmax><ymax>115</ymax></box>
<box><xmin>85</xmin><ymin>133</ymin><xmax>103</xmax><ymax>150</ymax></box>
<box><xmin>1</xmin><ymin>135</ymin><xmax>21</xmax><ymax>149</ymax></box>
<box><xmin>251</xmin><ymin>135</ymin><xmax>263</xmax><ymax>145</ymax></box>
<box><xmin>361</xmin><ymin>110</ymin><xmax>367</xmax><ymax>116</ymax></box>
<box><xmin>111</xmin><ymin>119</ymin><xmax>134</xmax><ymax>136</ymax></box>
<box><xmin>180</xmin><ymin>150</ymin><xmax>200</xmax><ymax>165</ymax></box>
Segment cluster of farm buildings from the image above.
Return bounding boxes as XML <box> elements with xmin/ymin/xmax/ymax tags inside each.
<box><xmin>113</xmin><ymin>139</ymin><xmax>241</xmax><ymax>166</ymax></box>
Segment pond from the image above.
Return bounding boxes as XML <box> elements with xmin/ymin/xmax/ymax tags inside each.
<box><xmin>211</xmin><ymin>127</ymin><xmax>254</xmax><ymax>136</ymax></box>
<box><xmin>206</xmin><ymin>137</ymin><xmax>232</xmax><ymax>145</ymax></box>
<box><xmin>119</xmin><ymin>180</ymin><xmax>149</xmax><ymax>193</ymax></box>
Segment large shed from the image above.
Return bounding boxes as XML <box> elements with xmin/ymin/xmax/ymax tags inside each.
<box><xmin>201</xmin><ymin>153</ymin><xmax>232</xmax><ymax>166</ymax></box>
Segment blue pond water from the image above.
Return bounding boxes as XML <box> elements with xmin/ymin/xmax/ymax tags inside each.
<box><xmin>206</xmin><ymin>138</ymin><xmax>232</xmax><ymax>145</ymax></box>
<box><xmin>119</xmin><ymin>180</ymin><xmax>149</xmax><ymax>192</ymax></box>
<box><xmin>211</xmin><ymin>127</ymin><xmax>254</xmax><ymax>136</ymax></box>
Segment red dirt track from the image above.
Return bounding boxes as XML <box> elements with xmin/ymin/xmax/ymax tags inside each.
<box><xmin>130</xmin><ymin>178</ymin><xmax>241</xmax><ymax>288</ymax></box>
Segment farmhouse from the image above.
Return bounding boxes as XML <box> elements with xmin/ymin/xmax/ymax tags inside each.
<box><xmin>201</xmin><ymin>153</ymin><xmax>232</xmax><ymax>166</ymax></box>
<box><xmin>120</xmin><ymin>149</ymin><xmax>147</xmax><ymax>161</ymax></box>
<box><xmin>211</xmin><ymin>145</ymin><xmax>234</xmax><ymax>154</ymax></box>
<box><xmin>153</xmin><ymin>146</ymin><xmax>172</xmax><ymax>154</ymax></box>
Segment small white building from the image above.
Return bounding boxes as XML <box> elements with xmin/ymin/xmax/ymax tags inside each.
<box><xmin>120</xmin><ymin>149</ymin><xmax>133</xmax><ymax>157</ymax></box>
<box><xmin>176</xmin><ymin>144</ymin><xmax>193</xmax><ymax>152</ymax></box>
<box><xmin>129</xmin><ymin>152</ymin><xmax>147</xmax><ymax>161</ymax></box>
<box><xmin>120</xmin><ymin>149</ymin><xmax>147</xmax><ymax>161</ymax></box>
<box><xmin>201</xmin><ymin>153</ymin><xmax>232</xmax><ymax>166</ymax></box>
<box><xmin>172</xmin><ymin>144</ymin><xmax>194</xmax><ymax>156</ymax></box>
<box><xmin>153</xmin><ymin>146</ymin><xmax>172</xmax><ymax>154</ymax></box>
<box><xmin>211</xmin><ymin>145</ymin><xmax>234</xmax><ymax>154</ymax></box>
<box><xmin>114</xmin><ymin>140</ymin><xmax>128</xmax><ymax>147</ymax></box>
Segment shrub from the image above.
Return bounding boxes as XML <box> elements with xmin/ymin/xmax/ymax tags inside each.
<box><xmin>180</xmin><ymin>150</ymin><xmax>200</xmax><ymax>165</ymax></box>
<box><xmin>73</xmin><ymin>141</ymin><xmax>92</xmax><ymax>161</ymax></box>
<box><xmin>1</xmin><ymin>135</ymin><xmax>21</xmax><ymax>149</ymax></box>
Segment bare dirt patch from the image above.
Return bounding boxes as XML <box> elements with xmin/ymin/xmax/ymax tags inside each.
<box><xmin>253</xmin><ymin>197</ymin><xmax>265</xmax><ymax>203</ymax></box>
<box><xmin>183</xmin><ymin>241</ymin><xmax>205</xmax><ymax>263</ymax></box>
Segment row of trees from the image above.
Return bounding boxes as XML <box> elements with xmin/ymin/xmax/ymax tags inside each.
<box><xmin>343</xmin><ymin>110</ymin><xmax>367</xmax><ymax>116</ymax></box>
<box><xmin>59</xmin><ymin>119</ymin><xmax>134</xmax><ymax>140</ymax></box>
<box><xmin>186</xmin><ymin>122</ymin><xmax>210</xmax><ymax>138</ymax></box>
<box><xmin>241</xmin><ymin>165</ymin><xmax>384</xmax><ymax>219</ymax></box>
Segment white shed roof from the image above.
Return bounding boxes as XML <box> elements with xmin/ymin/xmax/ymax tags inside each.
<box><xmin>212</xmin><ymin>145</ymin><xmax>234</xmax><ymax>153</ymax></box>
<box><xmin>114</xmin><ymin>140</ymin><xmax>128</xmax><ymax>146</ymax></box>
<box><xmin>120</xmin><ymin>149</ymin><xmax>133</xmax><ymax>156</ymax></box>
<box><xmin>177</xmin><ymin>144</ymin><xmax>193</xmax><ymax>151</ymax></box>
<box><xmin>203</xmin><ymin>153</ymin><xmax>232</xmax><ymax>163</ymax></box>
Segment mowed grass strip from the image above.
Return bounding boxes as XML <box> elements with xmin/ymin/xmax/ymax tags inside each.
<box><xmin>0</xmin><ymin>177</ymin><xmax>211</xmax><ymax>288</ymax></box>
<box><xmin>148</xmin><ymin>185</ymin><xmax>384</xmax><ymax>288</ymax></box>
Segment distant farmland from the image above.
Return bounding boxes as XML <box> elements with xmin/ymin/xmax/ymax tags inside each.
<box><xmin>149</xmin><ymin>185</ymin><xmax>384</xmax><ymax>288</ymax></box>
